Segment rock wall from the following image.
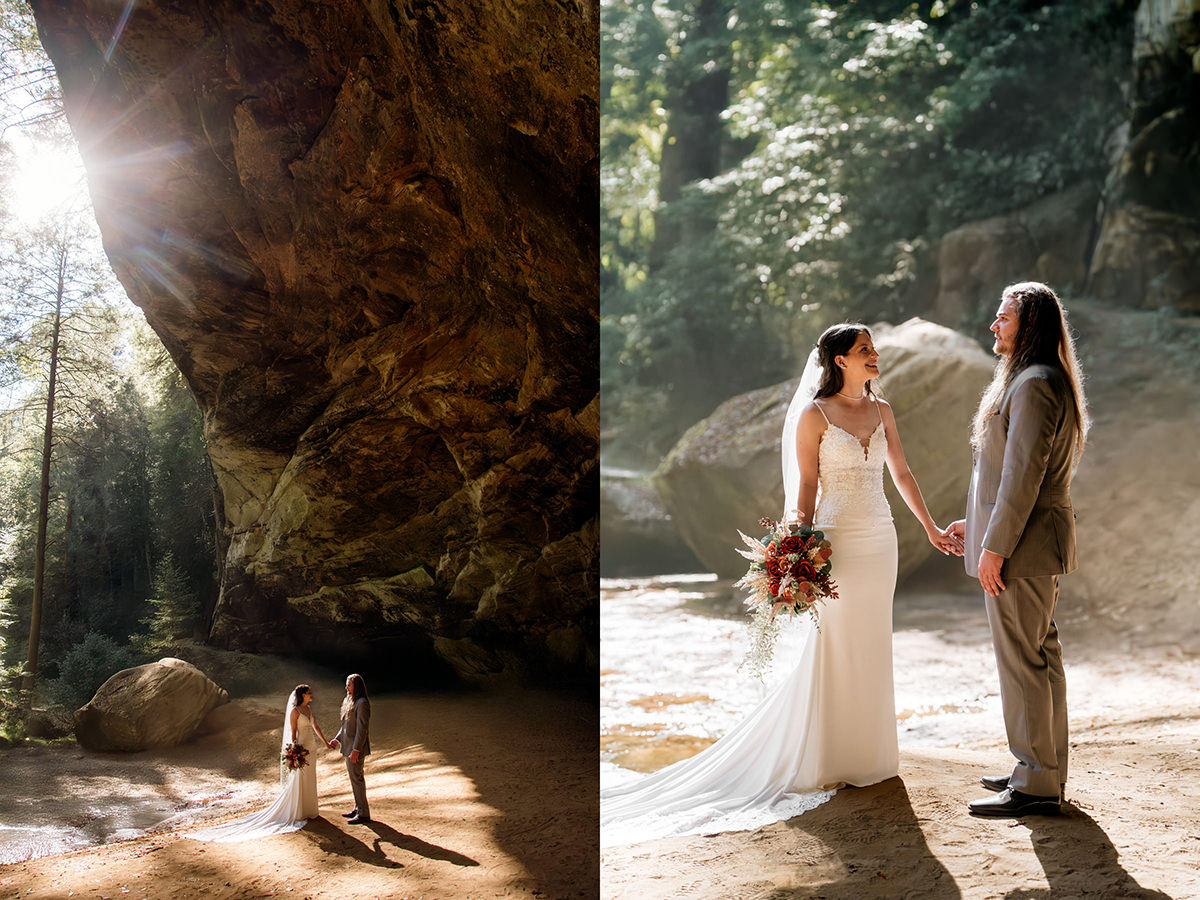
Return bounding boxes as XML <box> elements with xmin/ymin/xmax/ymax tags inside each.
<box><xmin>934</xmin><ymin>183</ymin><xmax>1099</xmax><ymax>325</ymax></box>
<box><xmin>600</xmin><ymin>468</ymin><xmax>701</xmax><ymax>576</ymax></box>
<box><xmin>31</xmin><ymin>1</ymin><xmax>598</xmax><ymax>683</ymax></box>
<box><xmin>1089</xmin><ymin>0</ymin><xmax>1200</xmax><ymax>311</ymax></box>
<box><xmin>654</xmin><ymin>319</ymin><xmax>994</xmax><ymax>582</ymax></box>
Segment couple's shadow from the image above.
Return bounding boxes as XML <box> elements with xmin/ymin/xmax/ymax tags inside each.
<box><xmin>304</xmin><ymin>816</ymin><xmax>479</xmax><ymax>869</ymax></box>
<box><xmin>1005</xmin><ymin>804</ymin><xmax>1173</xmax><ymax>900</ymax></box>
<box><xmin>761</xmin><ymin>778</ymin><xmax>1172</xmax><ymax>899</ymax></box>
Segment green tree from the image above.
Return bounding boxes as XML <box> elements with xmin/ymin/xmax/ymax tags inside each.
<box><xmin>601</xmin><ymin>0</ymin><xmax>1132</xmax><ymax>465</ymax></box>
<box><xmin>0</xmin><ymin>209</ymin><xmax>120</xmax><ymax>705</ymax></box>
<box><xmin>132</xmin><ymin>552</ymin><xmax>198</xmax><ymax>656</ymax></box>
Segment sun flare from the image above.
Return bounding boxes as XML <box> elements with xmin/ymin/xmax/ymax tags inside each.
<box><xmin>8</xmin><ymin>140</ymin><xmax>88</xmax><ymax>224</ymax></box>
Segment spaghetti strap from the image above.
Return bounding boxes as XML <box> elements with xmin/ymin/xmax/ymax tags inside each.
<box><xmin>874</xmin><ymin>396</ymin><xmax>884</xmax><ymax>426</ymax></box>
<box><xmin>812</xmin><ymin>399</ymin><xmax>831</xmax><ymax>424</ymax></box>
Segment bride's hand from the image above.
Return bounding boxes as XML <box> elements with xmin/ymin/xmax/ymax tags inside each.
<box><xmin>927</xmin><ymin>524</ymin><xmax>963</xmax><ymax>557</ymax></box>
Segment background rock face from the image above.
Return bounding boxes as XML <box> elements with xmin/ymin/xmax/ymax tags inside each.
<box><xmin>654</xmin><ymin>320</ymin><xmax>994</xmax><ymax>582</ymax></box>
<box><xmin>935</xmin><ymin>184</ymin><xmax>1099</xmax><ymax>325</ymax></box>
<box><xmin>1089</xmin><ymin>0</ymin><xmax>1200</xmax><ymax>311</ymax></box>
<box><xmin>74</xmin><ymin>658</ymin><xmax>229</xmax><ymax>751</ymax></box>
<box><xmin>599</xmin><ymin>469</ymin><xmax>701</xmax><ymax>576</ymax></box>
<box><xmin>31</xmin><ymin>1</ymin><xmax>599</xmax><ymax>682</ymax></box>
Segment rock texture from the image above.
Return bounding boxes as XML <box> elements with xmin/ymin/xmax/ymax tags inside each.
<box><xmin>654</xmin><ymin>319</ymin><xmax>994</xmax><ymax>582</ymax></box>
<box><xmin>74</xmin><ymin>657</ymin><xmax>229</xmax><ymax>751</ymax></box>
<box><xmin>1089</xmin><ymin>0</ymin><xmax>1200</xmax><ymax>311</ymax></box>
<box><xmin>600</xmin><ymin>468</ymin><xmax>702</xmax><ymax>576</ymax></box>
<box><xmin>934</xmin><ymin>183</ymin><xmax>1099</xmax><ymax>325</ymax></box>
<box><xmin>31</xmin><ymin>1</ymin><xmax>598</xmax><ymax>682</ymax></box>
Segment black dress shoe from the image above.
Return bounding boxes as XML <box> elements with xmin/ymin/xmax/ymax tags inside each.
<box><xmin>346</xmin><ymin>815</ymin><xmax>371</xmax><ymax>825</ymax></box>
<box><xmin>969</xmin><ymin>787</ymin><xmax>1060</xmax><ymax>817</ymax></box>
<box><xmin>341</xmin><ymin>809</ymin><xmax>358</xmax><ymax>818</ymax></box>
<box><xmin>980</xmin><ymin>774</ymin><xmax>1010</xmax><ymax>793</ymax></box>
<box><xmin>980</xmin><ymin>775</ymin><xmax>1065</xmax><ymax>802</ymax></box>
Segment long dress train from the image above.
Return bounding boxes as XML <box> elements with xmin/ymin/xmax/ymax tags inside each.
<box><xmin>189</xmin><ymin>706</ymin><xmax>320</xmax><ymax>842</ymax></box>
<box><xmin>600</xmin><ymin>404</ymin><xmax>899</xmax><ymax>847</ymax></box>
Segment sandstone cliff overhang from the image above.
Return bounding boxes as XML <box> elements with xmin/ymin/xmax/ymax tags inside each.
<box><xmin>31</xmin><ymin>0</ymin><xmax>599</xmax><ymax>684</ymax></box>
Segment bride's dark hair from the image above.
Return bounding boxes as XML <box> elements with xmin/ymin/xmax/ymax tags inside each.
<box><xmin>813</xmin><ymin>323</ymin><xmax>875</xmax><ymax>400</ymax></box>
<box><xmin>291</xmin><ymin>684</ymin><xmax>310</xmax><ymax>707</ymax></box>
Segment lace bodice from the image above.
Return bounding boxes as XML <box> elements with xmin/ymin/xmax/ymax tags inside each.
<box><xmin>814</xmin><ymin>419</ymin><xmax>892</xmax><ymax>526</ymax></box>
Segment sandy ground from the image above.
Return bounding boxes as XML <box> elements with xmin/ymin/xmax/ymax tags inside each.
<box><xmin>600</xmin><ymin>570</ymin><xmax>1200</xmax><ymax>899</ymax></box>
<box><xmin>0</xmin><ymin>674</ymin><xmax>597</xmax><ymax>900</ymax></box>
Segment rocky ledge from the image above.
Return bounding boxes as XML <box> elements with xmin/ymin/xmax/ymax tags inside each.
<box><xmin>31</xmin><ymin>0</ymin><xmax>598</xmax><ymax>683</ymax></box>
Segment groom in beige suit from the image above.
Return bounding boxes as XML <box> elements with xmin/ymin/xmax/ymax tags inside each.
<box><xmin>947</xmin><ymin>281</ymin><xmax>1088</xmax><ymax>818</ymax></box>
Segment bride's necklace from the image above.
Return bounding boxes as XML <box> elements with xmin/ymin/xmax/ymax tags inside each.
<box><xmin>837</xmin><ymin>391</ymin><xmax>865</xmax><ymax>400</ymax></box>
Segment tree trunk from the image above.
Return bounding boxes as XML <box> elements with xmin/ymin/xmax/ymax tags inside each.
<box><xmin>648</xmin><ymin>0</ymin><xmax>732</xmax><ymax>272</ymax></box>
<box><xmin>22</xmin><ymin>246</ymin><xmax>66</xmax><ymax>700</ymax></box>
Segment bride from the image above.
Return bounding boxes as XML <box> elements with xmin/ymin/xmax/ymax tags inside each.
<box><xmin>601</xmin><ymin>323</ymin><xmax>962</xmax><ymax>846</ymax></box>
<box><xmin>189</xmin><ymin>683</ymin><xmax>330</xmax><ymax>842</ymax></box>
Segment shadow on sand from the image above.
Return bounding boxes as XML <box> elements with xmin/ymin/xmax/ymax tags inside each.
<box><xmin>764</xmin><ymin>776</ymin><xmax>961</xmax><ymax>900</ymax></box>
<box><xmin>303</xmin><ymin>815</ymin><xmax>479</xmax><ymax>869</ymax></box>
<box><xmin>1001</xmin><ymin>802</ymin><xmax>1175</xmax><ymax>900</ymax></box>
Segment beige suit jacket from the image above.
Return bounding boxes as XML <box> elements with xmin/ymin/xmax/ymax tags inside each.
<box><xmin>965</xmin><ymin>364</ymin><xmax>1078</xmax><ymax>579</ymax></box>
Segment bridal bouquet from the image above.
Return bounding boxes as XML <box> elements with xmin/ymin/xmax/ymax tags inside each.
<box><xmin>281</xmin><ymin>743</ymin><xmax>310</xmax><ymax>770</ymax></box>
<box><xmin>734</xmin><ymin>516</ymin><xmax>838</xmax><ymax>678</ymax></box>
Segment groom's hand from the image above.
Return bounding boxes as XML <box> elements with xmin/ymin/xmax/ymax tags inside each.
<box><xmin>978</xmin><ymin>548</ymin><xmax>1006</xmax><ymax>597</ymax></box>
<box><xmin>939</xmin><ymin>520</ymin><xmax>965</xmax><ymax>557</ymax></box>
<box><xmin>349</xmin><ymin>749</ymin><xmax>360</xmax><ymax>763</ymax></box>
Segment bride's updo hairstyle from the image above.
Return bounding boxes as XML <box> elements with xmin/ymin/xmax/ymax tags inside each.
<box><xmin>291</xmin><ymin>684</ymin><xmax>311</xmax><ymax>707</ymax></box>
<box><xmin>813</xmin><ymin>323</ymin><xmax>875</xmax><ymax>400</ymax></box>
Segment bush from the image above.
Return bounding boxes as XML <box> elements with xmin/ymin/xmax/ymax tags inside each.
<box><xmin>47</xmin><ymin>632</ymin><xmax>139</xmax><ymax>712</ymax></box>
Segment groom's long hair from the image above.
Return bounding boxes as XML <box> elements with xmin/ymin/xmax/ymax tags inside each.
<box><xmin>971</xmin><ymin>282</ymin><xmax>1089</xmax><ymax>465</ymax></box>
<box><xmin>340</xmin><ymin>674</ymin><xmax>368</xmax><ymax>720</ymax></box>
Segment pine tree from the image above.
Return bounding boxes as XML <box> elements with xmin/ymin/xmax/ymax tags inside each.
<box><xmin>132</xmin><ymin>552</ymin><xmax>198</xmax><ymax>656</ymax></box>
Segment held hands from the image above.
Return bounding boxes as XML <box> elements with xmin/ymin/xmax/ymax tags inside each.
<box><xmin>928</xmin><ymin>521</ymin><xmax>965</xmax><ymax>557</ymax></box>
<box><xmin>939</xmin><ymin>520</ymin><xmax>966</xmax><ymax>557</ymax></box>
<box><xmin>327</xmin><ymin>739</ymin><xmax>338</xmax><ymax>750</ymax></box>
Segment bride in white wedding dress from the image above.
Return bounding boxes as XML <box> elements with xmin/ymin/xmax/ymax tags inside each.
<box><xmin>601</xmin><ymin>324</ymin><xmax>962</xmax><ymax>847</ymax></box>
<box><xmin>189</xmin><ymin>684</ymin><xmax>330</xmax><ymax>842</ymax></box>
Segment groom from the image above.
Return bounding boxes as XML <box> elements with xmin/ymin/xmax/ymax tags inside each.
<box><xmin>947</xmin><ymin>281</ymin><xmax>1088</xmax><ymax>818</ymax></box>
<box><xmin>329</xmin><ymin>673</ymin><xmax>372</xmax><ymax>824</ymax></box>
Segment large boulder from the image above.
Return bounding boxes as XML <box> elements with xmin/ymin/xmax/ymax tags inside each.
<box><xmin>933</xmin><ymin>183</ymin><xmax>1099</xmax><ymax>325</ymax></box>
<box><xmin>29</xmin><ymin>1</ymin><xmax>598</xmax><ymax>682</ymax></box>
<box><xmin>600</xmin><ymin>468</ymin><xmax>702</xmax><ymax>576</ymax></box>
<box><xmin>74</xmin><ymin>658</ymin><xmax>230</xmax><ymax>752</ymax></box>
<box><xmin>1088</xmin><ymin>0</ymin><xmax>1200</xmax><ymax>311</ymax></box>
<box><xmin>654</xmin><ymin>319</ymin><xmax>995</xmax><ymax>582</ymax></box>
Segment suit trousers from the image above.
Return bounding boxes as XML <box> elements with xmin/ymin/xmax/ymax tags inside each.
<box><xmin>983</xmin><ymin>573</ymin><xmax>1068</xmax><ymax>797</ymax></box>
<box><xmin>345</xmin><ymin>755</ymin><xmax>369</xmax><ymax>819</ymax></box>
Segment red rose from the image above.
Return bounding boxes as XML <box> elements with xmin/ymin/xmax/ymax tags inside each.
<box><xmin>791</xmin><ymin>559</ymin><xmax>818</xmax><ymax>582</ymax></box>
<box><xmin>780</xmin><ymin>535</ymin><xmax>805</xmax><ymax>554</ymax></box>
<box><xmin>768</xmin><ymin>578</ymin><xmax>781</xmax><ymax>597</ymax></box>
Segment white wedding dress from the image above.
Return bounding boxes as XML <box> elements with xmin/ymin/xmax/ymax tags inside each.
<box><xmin>600</xmin><ymin>399</ymin><xmax>899</xmax><ymax>847</ymax></box>
<box><xmin>189</xmin><ymin>700</ymin><xmax>320</xmax><ymax>842</ymax></box>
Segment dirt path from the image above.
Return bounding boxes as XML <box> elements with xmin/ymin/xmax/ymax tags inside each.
<box><xmin>0</xmin><ymin>685</ymin><xmax>597</xmax><ymax>900</ymax></box>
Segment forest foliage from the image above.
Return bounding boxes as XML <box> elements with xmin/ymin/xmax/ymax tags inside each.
<box><xmin>0</xmin><ymin>3</ymin><xmax>216</xmax><ymax>737</ymax></box>
<box><xmin>601</xmin><ymin>0</ymin><xmax>1134</xmax><ymax>463</ymax></box>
